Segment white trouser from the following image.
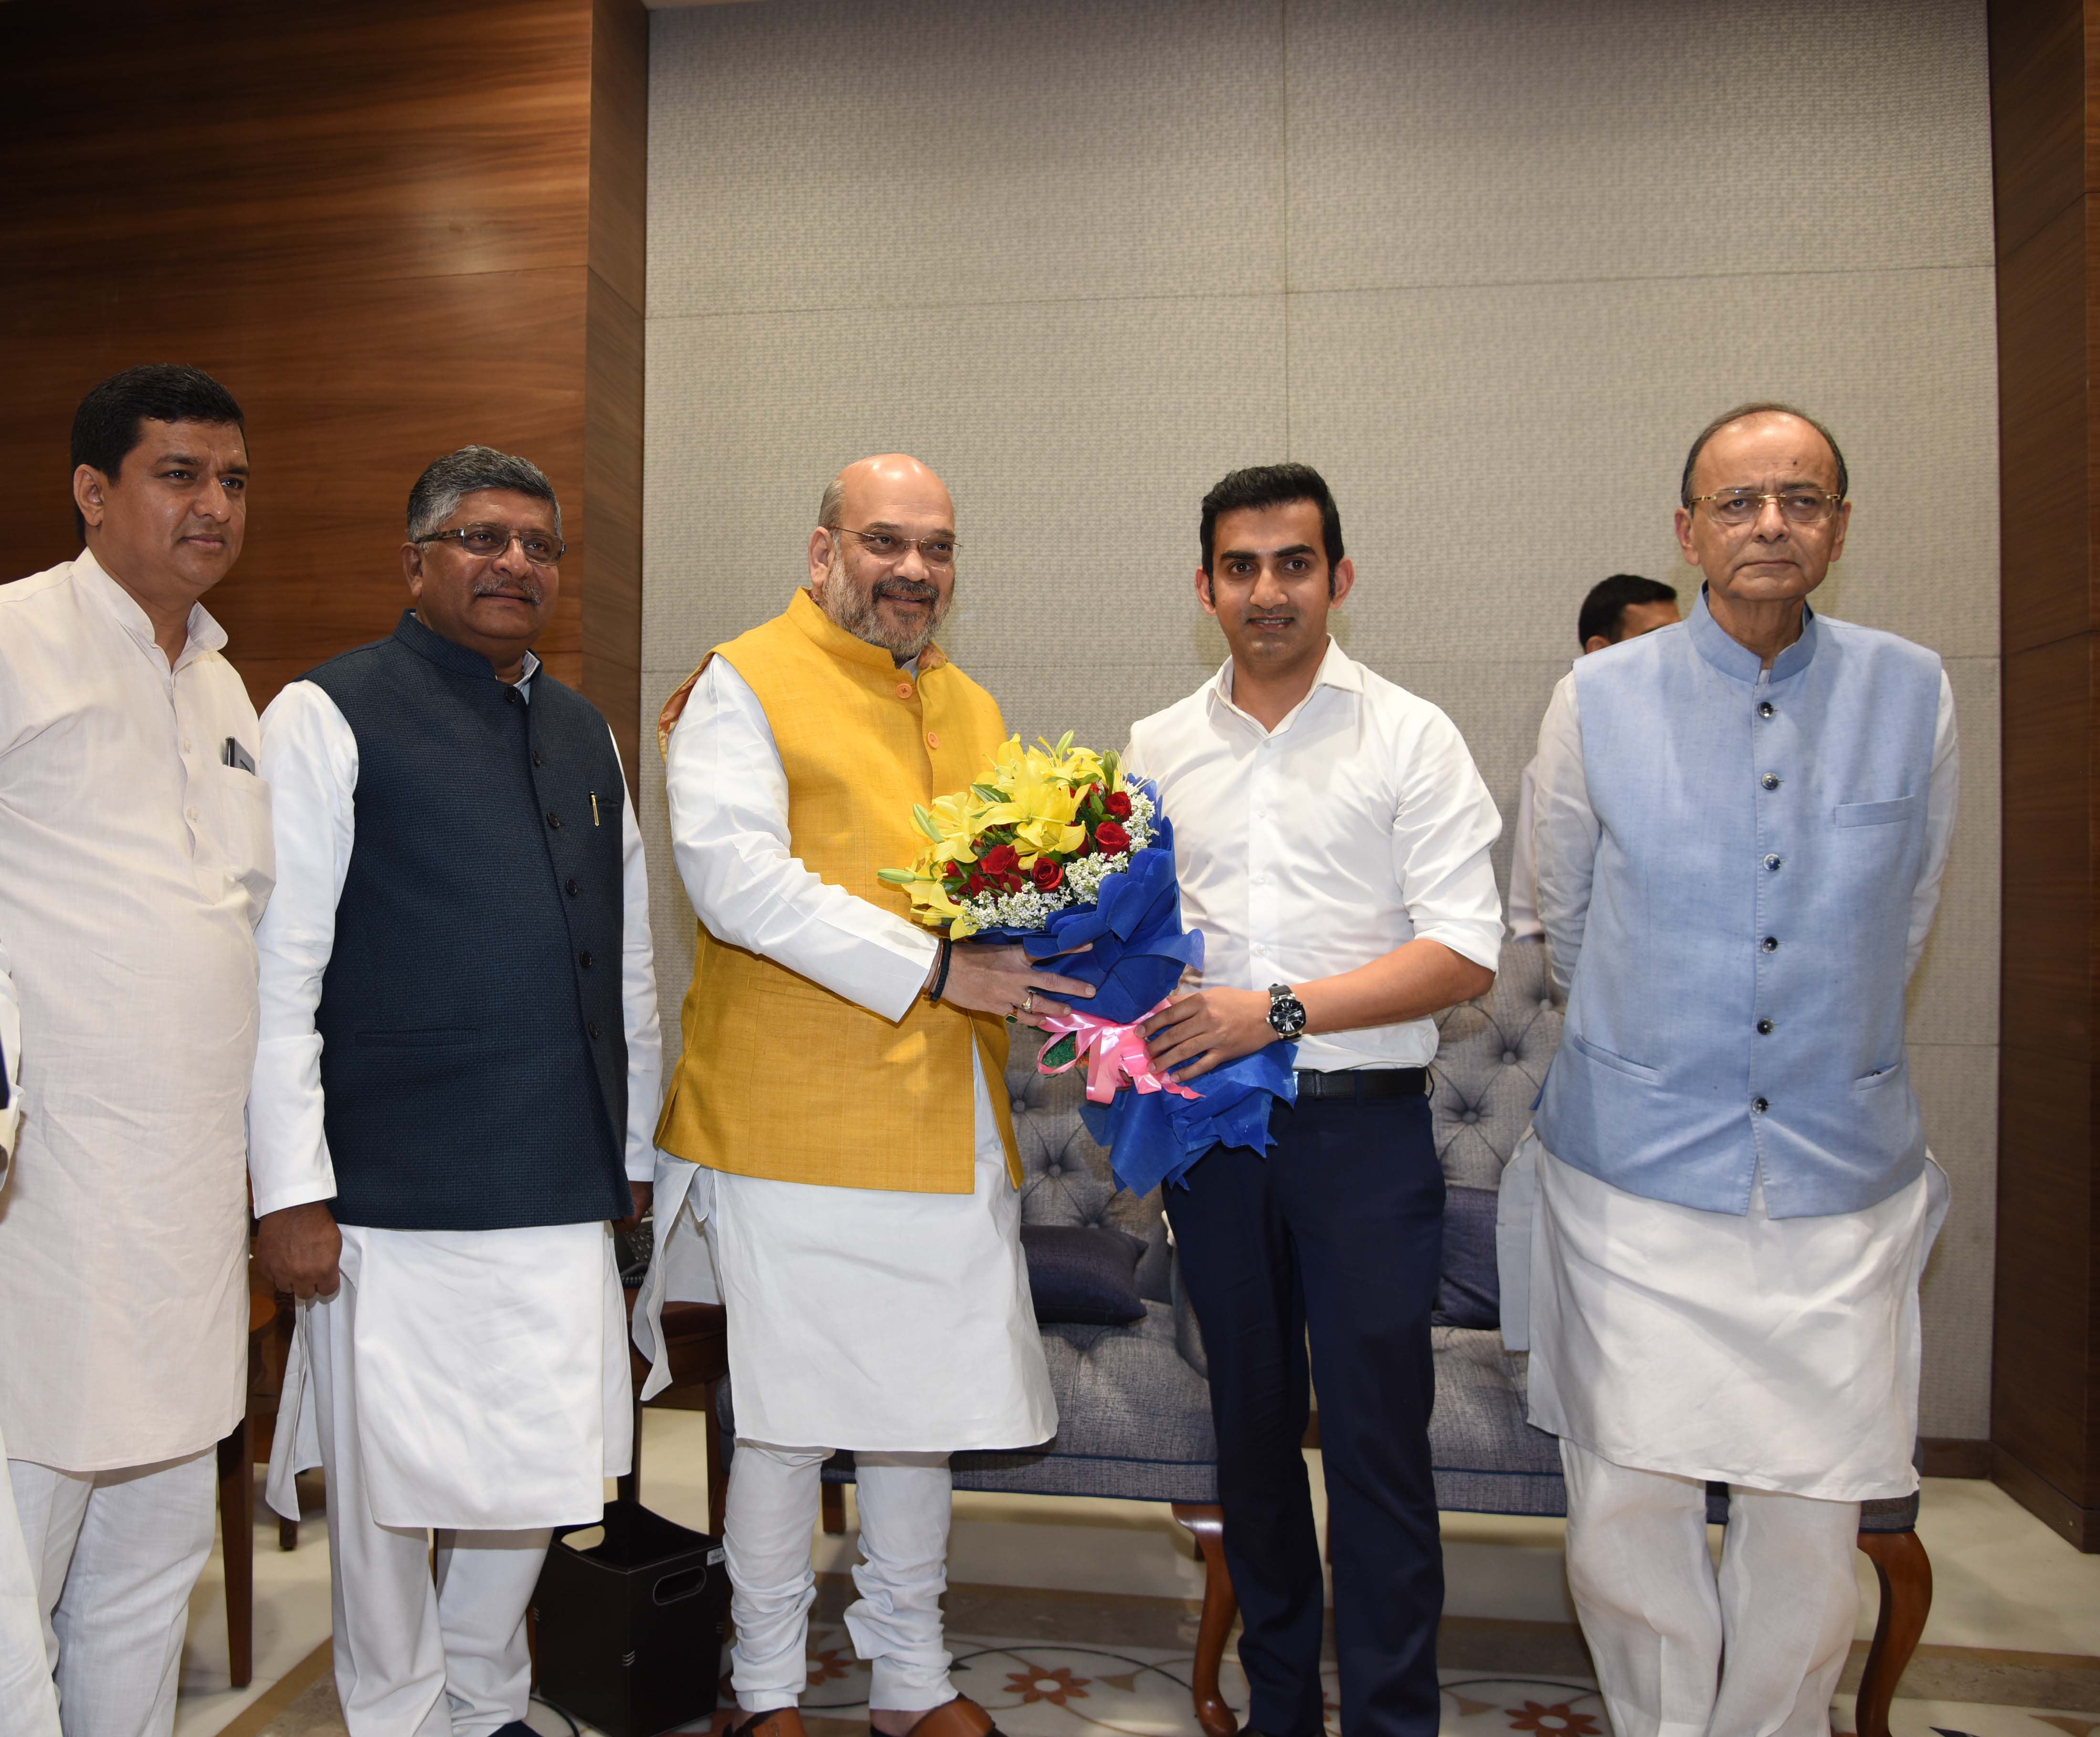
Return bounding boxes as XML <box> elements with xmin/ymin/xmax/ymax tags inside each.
<box><xmin>725</xmin><ymin>1442</ymin><xmax>955</xmax><ymax>1715</ymax></box>
<box><xmin>1560</xmin><ymin>1441</ymin><xmax>1859</xmax><ymax>1737</ymax></box>
<box><xmin>309</xmin><ymin>1283</ymin><xmax>550</xmax><ymax>1736</ymax></box>
<box><xmin>9</xmin><ymin>1451</ymin><xmax>215</xmax><ymax>1737</ymax></box>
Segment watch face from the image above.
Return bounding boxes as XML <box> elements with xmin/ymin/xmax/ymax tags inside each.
<box><xmin>1270</xmin><ymin>995</ymin><xmax>1308</xmax><ymax>1037</ymax></box>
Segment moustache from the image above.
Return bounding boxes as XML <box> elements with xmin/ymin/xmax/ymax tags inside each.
<box><xmin>472</xmin><ymin>576</ymin><xmax>543</xmax><ymax>603</ymax></box>
<box><xmin>874</xmin><ymin>580</ymin><xmax>939</xmax><ymax>604</ymax></box>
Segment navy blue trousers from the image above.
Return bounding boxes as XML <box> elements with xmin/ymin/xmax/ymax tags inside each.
<box><xmin>1165</xmin><ymin>1092</ymin><xmax>1445</xmax><ymax>1737</ymax></box>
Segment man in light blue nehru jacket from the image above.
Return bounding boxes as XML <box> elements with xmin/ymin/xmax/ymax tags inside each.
<box><xmin>1525</xmin><ymin>403</ymin><xmax>1957</xmax><ymax>1737</ymax></box>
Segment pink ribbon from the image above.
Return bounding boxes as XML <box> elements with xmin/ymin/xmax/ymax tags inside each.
<box><xmin>1037</xmin><ymin>997</ymin><xmax>1200</xmax><ymax>1104</ymax></box>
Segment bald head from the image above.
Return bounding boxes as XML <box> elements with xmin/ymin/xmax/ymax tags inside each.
<box><xmin>808</xmin><ymin>453</ymin><xmax>958</xmax><ymax>664</ymax></box>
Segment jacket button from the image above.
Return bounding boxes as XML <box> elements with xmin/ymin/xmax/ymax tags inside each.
<box><xmin>1764</xmin><ymin>854</ymin><xmax>1782</xmax><ymax>871</ymax></box>
<box><xmin>1761</xmin><ymin>773</ymin><xmax>1780</xmax><ymax>790</ymax></box>
<box><xmin>588</xmin><ymin>1021</ymin><xmax>601</xmax><ymax>1039</ymax></box>
<box><xmin>1753</xmin><ymin>1096</ymin><xmax>1769</xmax><ymax>1113</ymax></box>
<box><xmin>506</xmin><ymin>690</ymin><xmax>521</xmax><ymax>705</ymax></box>
<box><xmin>1756</xmin><ymin>1017</ymin><xmax>1774</xmax><ymax>1034</ymax></box>
<box><xmin>1761</xmin><ymin>935</ymin><xmax>1778</xmax><ymax>952</ymax></box>
<box><xmin>547</xmin><ymin>810</ymin><xmax>562</xmax><ymax>829</ymax></box>
<box><xmin>533</xmin><ymin>750</ymin><xmax>544</xmax><ymax>766</ymax></box>
<box><xmin>926</xmin><ymin>731</ymin><xmax>940</xmax><ymax>750</ymax></box>
<box><xmin>896</xmin><ymin>682</ymin><xmax>913</xmax><ymax>699</ymax></box>
<box><xmin>579</xmin><ymin>951</ymin><xmax>594</xmax><ymax>968</ymax></box>
<box><xmin>1758</xmin><ymin>701</ymin><xmax>1774</xmax><ymax>718</ymax></box>
<box><xmin>566</xmin><ymin>878</ymin><xmax>580</xmax><ymax>896</ymax></box>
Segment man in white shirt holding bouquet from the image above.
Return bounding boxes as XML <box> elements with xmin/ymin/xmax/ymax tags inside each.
<box><xmin>1126</xmin><ymin>463</ymin><xmax>1503</xmax><ymax>1737</ymax></box>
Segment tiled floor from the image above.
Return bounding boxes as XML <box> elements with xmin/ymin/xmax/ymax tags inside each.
<box><xmin>175</xmin><ymin>1412</ymin><xmax>2100</xmax><ymax>1737</ymax></box>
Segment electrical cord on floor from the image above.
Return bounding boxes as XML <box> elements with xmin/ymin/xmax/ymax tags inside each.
<box><xmin>529</xmin><ymin>1693</ymin><xmax>582</xmax><ymax>1735</ymax></box>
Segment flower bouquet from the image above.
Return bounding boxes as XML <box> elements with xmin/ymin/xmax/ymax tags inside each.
<box><xmin>881</xmin><ymin>734</ymin><xmax>1296</xmax><ymax>1195</ymax></box>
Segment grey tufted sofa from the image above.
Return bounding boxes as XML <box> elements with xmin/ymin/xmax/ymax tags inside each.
<box><xmin>720</xmin><ymin>935</ymin><xmax>1933</xmax><ymax>1737</ymax></box>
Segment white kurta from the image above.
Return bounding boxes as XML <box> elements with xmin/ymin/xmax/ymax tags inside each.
<box><xmin>1522</xmin><ymin>658</ymin><xmax>1960</xmax><ymax>1497</ymax></box>
<box><xmin>0</xmin><ymin>553</ymin><xmax>272</xmax><ymax>1472</ymax></box>
<box><xmin>637</xmin><ymin>656</ymin><xmax>1056</xmax><ymax>1453</ymax></box>
<box><xmin>251</xmin><ymin>664</ymin><xmax>661</xmax><ymax>1528</ymax></box>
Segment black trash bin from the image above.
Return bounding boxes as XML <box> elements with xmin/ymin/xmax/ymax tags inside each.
<box><xmin>531</xmin><ymin>1497</ymin><xmax>729</xmax><ymax>1737</ymax></box>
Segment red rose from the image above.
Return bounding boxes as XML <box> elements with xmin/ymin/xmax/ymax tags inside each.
<box><xmin>967</xmin><ymin>872</ymin><xmax>987</xmax><ymax>895</ymax></box>
<box><xmin>1104</xmin><ymin>790</ymin><xmax>1132</xmax><ymax>819</ymax></box>
<box><xmin>1093</xmin><ymin>820</ymin><xmax>1131</xmax><ymax>854</ymax></box>
<box><xmin>944</xmin><ymin>860</ymin><xmax>961</xmax><ymax>879</ymax></box>
<box><xmin>981</xmin><ymin>843</ymin><xmax>1020</xmax><ymax>877</ymax></box>
<box><xmin>1032</xmin><ymin>858</ymin><xmax>1064</xmax><ymax>891</ymax></box>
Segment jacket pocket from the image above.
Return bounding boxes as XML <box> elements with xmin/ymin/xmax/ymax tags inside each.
<box><xmin>1566</xmin><ymin>1028</ymin><xmax>1662</xmax><ymax>1085</ymax></box>
<box><xmin>1853</xmin><ymin>1058</ymin><xmax>1907</xmax><ymax>1092</ymax></box>
<box><xmin>354</xmin><ymin>1028</ymin><xmax>480</xmax><ymax>1047</ymax></box>
<box><xmin>1835</xmin><ymin>795</ymin><xmax>1920</xmax><ymax>828</ymax></box>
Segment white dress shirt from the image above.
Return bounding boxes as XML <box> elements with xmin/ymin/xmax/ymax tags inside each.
<box><xmin>0</xmin><ymin>552</ymin><xmax>272</xmax><ymax>1471</ymax></box>
<box><xmin>637</xmin><ymin>655</ymin><xmax>1055</xmax><ymax>1452</ymax></box>
<box><xmin>1520</xmin><ymin>655</ymin><xmax>1960</xmax><ymax>1499</ymax></box>
<box><xmin>1123</xmin><ymin>639</ymin><xmax>1504</xmax><ymax>1072</ymax></box>
<box><xmin>250</xmin><ymin>660</ymin><xmax>658</xmax><ymax>1527</ymax></box>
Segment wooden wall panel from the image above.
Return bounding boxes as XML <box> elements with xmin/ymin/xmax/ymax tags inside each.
<box><xmin>1992</xmin><ymin>0</ymin><xmax>2100</xmax><ymax>1549</ymax></box>
<box><xmin>0</xmin><ymin>0</ymin><xmax>644</xmax><ymax>754</ymax></box>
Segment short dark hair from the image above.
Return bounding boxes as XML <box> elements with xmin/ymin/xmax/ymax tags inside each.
<box><xmin>1199</xmin><ymin>462</ymin><xmax>1344</xmax><ymax>575</ymax></box>
<box><xmin>1679</xmin><ymin>400</ymin><xmax>1848</xmax><ymax>508</ymax></box>
<box><xmin>1578</xmin><ymin>574</ymin><xmax>1679</xmax><ymax>648</ymax></box>
<box><xmin>70</xmin><ymin>365</ymin><xmax>244</xmax><ymax>540</ymax></box>
<box><xmin>406</xmin><ymin>446</ymin><xmax>561</xmax><ymax>541</ymax></box>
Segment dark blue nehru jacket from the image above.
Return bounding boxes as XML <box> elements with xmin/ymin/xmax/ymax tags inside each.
<box><xmin>305</xmin><ymin>611</ymin><xmax>630</xmax><ymax>1231</ymax></box>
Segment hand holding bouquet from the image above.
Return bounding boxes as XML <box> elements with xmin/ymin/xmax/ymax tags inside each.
<box><xmin>882</xmin><ymin>734</ymin><xmax>1297</xmax><ymax>1194</ymax></box>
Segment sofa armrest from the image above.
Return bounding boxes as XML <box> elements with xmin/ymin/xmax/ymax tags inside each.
<box><xmin>1171</xmin><ymin>1247</ymin><xmax>1207</xmax><ymax>1380</ymax></box>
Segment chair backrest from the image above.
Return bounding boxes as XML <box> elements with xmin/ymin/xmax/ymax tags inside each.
<box><xmin>1003</xmin><ymin>1036</ymin><xmax>1173</xmax><ymax>1303</ymax></box>
<box><xmin>1430</xmin><ymin>936</ymin><xmax>1562</xmax><ymax>1193</ymax></box>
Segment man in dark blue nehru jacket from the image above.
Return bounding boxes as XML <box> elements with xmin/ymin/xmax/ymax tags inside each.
<box><xmin>246</xmin><ymin>448</ymin><xmax>662</xmax><ymax>1737</ymax></box>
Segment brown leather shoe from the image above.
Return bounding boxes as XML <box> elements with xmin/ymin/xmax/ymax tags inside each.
<box><xmin>874</xmin><ymin>1696</ymin><xmax>1002</xmax><ymax>1737</ymax></box>
<box><xmin>723</xmin><ymin>1709</ymin><xmax>810</xmax><ymax>1737</ymax></box>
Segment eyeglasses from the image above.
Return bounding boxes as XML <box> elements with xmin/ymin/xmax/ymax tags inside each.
<box><xmin>416</xmin><ymin>523</ymin><xmax>566</xmax><ymax>566</ymax></box>
<box><xmin>1686</xmin><ymin>488</ymin><xmax>1845</xmax><ymax>528</ymax></box>
<box><xmin>828</xmin><ymin>525</ymin><xmax>958</xmax><ymax>569</ymax></box>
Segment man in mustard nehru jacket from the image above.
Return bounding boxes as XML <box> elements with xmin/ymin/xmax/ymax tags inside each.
<box><xmin>639</xmin><ymin>455</ymin><xmax>1090</xmax><ymax>1737</ymax></box>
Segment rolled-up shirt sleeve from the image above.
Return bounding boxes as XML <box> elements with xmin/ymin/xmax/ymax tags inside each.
<box><xmin>247</xmin><ymin>680</ymin><xmax>358</xmax><ymax>1218</ymax></box>
<box><xmin>1392</xmin><ymin>707</ymin><xmax>1504</xmax><ymax>975</ymax></box>
<box><xmin>1531</xmin><ymin>673</ymin><xmax>1597</xmax><ymax>1002</ymax></box>
<box><xmin>665</xmin><ymin>656</ymin><xmax>938</xmax><ymax>1024</ymax></box>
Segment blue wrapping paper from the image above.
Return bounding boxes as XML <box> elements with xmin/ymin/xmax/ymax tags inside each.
<box><xmin>981</xmin><ymin>786</ymin><xmax>1297</xmax><ymax>1196</ymax></box>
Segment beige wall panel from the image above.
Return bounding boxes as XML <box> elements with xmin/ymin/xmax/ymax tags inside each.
<box><xmin>647</xmin><ymin>0</ymin><xmax>1285</xmax><ymax>318</ymax></box>
<box><xmin>644</xmin><ymin>293</ymin><xmax>1288</xmax><ymax>751</ymax></box>
<box><xmin>1910</xmin><ymin>1040</ymin><xmax>1997</xmax><ymax>1439</ymax></box>
<box><xmin>1907</xmin><ymin>654</ymin><xmax>2001</xmax><ymax>1048</ymax></box>
<box><xmin>1287</xmin><ymin>269</ymin><xmax>1998</xmax><ymax>665</ymax></box>
<box><xmin>1286</xmin><ymin>0</ymin><xmax>1993</xmax><ymax>293</ymax></box>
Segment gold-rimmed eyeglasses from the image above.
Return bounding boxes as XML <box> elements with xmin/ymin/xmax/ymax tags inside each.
<box><xmin>1685</xmin><ymin>488</ymin><xmax>1845</xmax><ymax>528</ymax></box>
<box><xmin>416</xmin><ymin>523</ymin><xmax>566</xmax><ymax>567</ymax></box>
<box><xmin>828</xmin><ymin>525</ymin><xmax>959</xmax><ymax>569</ymax></box>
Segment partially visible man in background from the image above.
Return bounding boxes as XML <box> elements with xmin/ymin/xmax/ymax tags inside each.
<box><xmin>1505</xmin><ymin>574</ymin><xmax>1679</xmax><ymax>948</ymax></box>
<box><xmin>0</xmin><ymin>365</ymin><xmax>271</xmax><ymax>1737</ymax></box>
<box><xmin>249</xmin><ymin>447</ymin><xmax>660</xmax><ymax>1737</ymax></box>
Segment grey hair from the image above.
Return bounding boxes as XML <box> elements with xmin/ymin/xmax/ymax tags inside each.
<box><xmin>1679</xmin><ymin>402</ymin><xmax>1848</xmax><ymax>507</ymax></box>
<box><xmin>407</xmin><ymin>445</ymin><xmax>561</xmax><ymax>540</ymax></box>
<box><xmin>817</xmin><ymin>473</ymin><xmax>846</xmax><ymax>530</ymax></box>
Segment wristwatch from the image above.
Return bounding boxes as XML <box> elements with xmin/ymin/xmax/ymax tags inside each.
<box><xmin>1267</xmin><ymin>983</ymin><xmax>1308</xmax><ymax>1039</ymax></box>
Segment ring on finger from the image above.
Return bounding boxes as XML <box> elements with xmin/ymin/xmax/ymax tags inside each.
<box><xmin>1021</xmin><ymin>988</ymin><xmax>1035</xmax><ymax>1014</ymax></box>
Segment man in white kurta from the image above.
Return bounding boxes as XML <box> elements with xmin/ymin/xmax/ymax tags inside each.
<box><xmin>640</xmin><ymin>455</ymin><xmax>1077</xmax><ymax>1737</ymax></box>
<box><xmin>249</xmin><ymin>448</ymin><xmax>660</xmax><ymax>1737</ymax></box>
<box><xmin>0</xmin><ymin>366</ymin><xmax>270</xmax><ymax>1737</ymax></box>
<box><xmin>1526</xmin><ymin>405</ymin><xmax>1957</xmax><ymax>1737</ymax></box>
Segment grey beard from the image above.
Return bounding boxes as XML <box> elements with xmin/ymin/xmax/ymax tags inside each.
<box><xmin>815</xmin><ymin>550</ymin><xmax>949</xmax><ymax>661</ymax></box>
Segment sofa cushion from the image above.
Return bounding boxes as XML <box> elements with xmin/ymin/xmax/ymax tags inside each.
<box><xmin>1021</xmin><ymin>1223</ymin><xmax>1148</xmax><ymax>1325</ymax></box>
<box><xmin>1434</xmin><ymin>1183</ymin><xmax>1500</xmax><ymax>1329</ymax></box>
<box><xmin>1428</xmin><ymin>1326</ymin><xmax>1567</xmax><ymax>1517</ymax></box>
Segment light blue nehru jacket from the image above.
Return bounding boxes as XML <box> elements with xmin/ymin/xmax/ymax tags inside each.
<box><xmin>1533</xmin><ymin>588</ymin><xmax>1942</xmax><ymax>1218</ymax></box>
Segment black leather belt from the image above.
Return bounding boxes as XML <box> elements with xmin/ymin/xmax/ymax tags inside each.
<box><xmin>1293</xmin><ymin>1067</ymin><xmax>1430</xmax><ymax>1100</ymax></box>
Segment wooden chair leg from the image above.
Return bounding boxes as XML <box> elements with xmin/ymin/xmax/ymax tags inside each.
<box><xmin>216</xmin><ymin>1417</ymin><xmax>254</xmax><ymax>1690</ymax></box>
<box><xmin>1853</xmin><ymin>1528</ymin><xmax>1932</xmax><ymax>1737</ymax></box>
<box><xmin>1172</xmin><ymin>1503</ymin><xmax>1238</xmax><ymax>1737</ymax></box>
<box><xmin>278</xmin><ymin>1517</ymin><xmax>299</xmax><ymax>1551</ymax></box>
<box><xmin>703</xmin><ymin>1381</ymin><xmax>728</xmax><ymax>1538</ymax></box>
<box><xmin>820</xmin><ymin>1480</ymin><xmax>847</xmax><ymax>1536</ymax></box>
